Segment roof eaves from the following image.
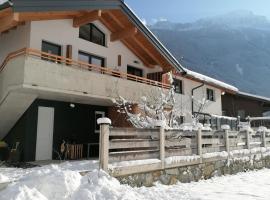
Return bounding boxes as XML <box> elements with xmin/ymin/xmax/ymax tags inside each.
<box><xmin>12</xmin><ymin>0</ymin><xmax>121</xmax><ymax>12</ymax></box>
<box><xmin>119</xmin><ymin>2</ymin><xmax>186</xmax><ymax>73</ymax></box>
<box><xmin>237</xmin><ymin>91</ymin><xmax>270</xmax><ymax>103</ymax></box>
<box><xmin>0</xmin><ymin>0</ymin><xmax>12</xmax><ymax>10</ymax></box>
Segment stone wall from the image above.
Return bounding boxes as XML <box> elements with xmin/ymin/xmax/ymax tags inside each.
<box><xmin>117</xmin><ymin>153</ymin><xmax>270</xmax><ymax>187</ymax></box>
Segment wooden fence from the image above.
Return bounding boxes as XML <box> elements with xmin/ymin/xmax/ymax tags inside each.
<box><xmin>98</xmin><ymin>122</ymin><xmax>270</xmax><ymax>176</ymax></box>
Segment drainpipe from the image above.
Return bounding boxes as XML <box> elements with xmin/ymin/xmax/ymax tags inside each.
<box><xmin>191</xmin><ymin>82</ymin><xmax>205</xmax><ymax>115</ymax></box>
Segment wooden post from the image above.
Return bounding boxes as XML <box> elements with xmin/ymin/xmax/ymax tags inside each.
<box><xmin>98</xmin><ymin>118</ymin><xmax>111</xmax><ymax>173</ymax></box>
<box><xmin>197</xmin><ymin>128</ymin><xmax>202</xmax><ymax>162</ymax></box>
<box><xmin>262</xmin><ymin>131</ymin><xmax>266</xmax><ymax>148</ymax></box>
<box><xmin>246</xmin><ymin>130</ymin><xmax>250</xmax><ymax>150</ymax></box>
<box><xmin>225</xmin><ymin>129</ymin><xmax>230</xmax><ymax>152</ymax></box>
<box><xmin>159</xmin><ymin>126</ymin><xmax>165</xmax><ymax>169</ymax></box>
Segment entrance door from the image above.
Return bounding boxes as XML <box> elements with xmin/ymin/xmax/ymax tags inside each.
<box><xmin>35</xmin><ymin>107</ymin><xmax>54</xmax><ymax>161</ymax></box>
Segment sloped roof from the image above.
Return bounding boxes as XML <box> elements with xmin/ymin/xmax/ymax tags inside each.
<box><xmin>0</xmin><ymin>0</ymin><xmax>184</xmax><ymax>72</ymax></box>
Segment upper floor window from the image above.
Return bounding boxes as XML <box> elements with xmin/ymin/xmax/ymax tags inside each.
<box><xmin>206</xmin><ymin>88</ymin><xmax>215</xmax><ymax>101</ymax></box>
<box><xmin>79</xmin><ymin>23</ymin><xmax>105</xmax><ymax>46</ymax></box>
<box><xmin>173</xmin><ymin>78</ymin><xmax>183</xmax><ymax>94</ymax></box>
<box><xmin>78</xmin><ymin>51</ymin><xmax>105</xmax><ymax>67</ymax></box>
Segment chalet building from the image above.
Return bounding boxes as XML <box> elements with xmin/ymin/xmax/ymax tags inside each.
<box><xmin>222</xmin><ymin>91</ymin><xmax>270</xmax><ymax>123</ymax></box>
<box><xmin>0</xmin><ymin>0</ymin><xmax>237</xmax><ymax>161</ymax></box>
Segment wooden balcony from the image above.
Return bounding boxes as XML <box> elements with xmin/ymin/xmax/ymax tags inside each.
<box><xmin>0</xmin><ymin>48</ymin><xmax>171</xmax><ymax>90</ymax></box>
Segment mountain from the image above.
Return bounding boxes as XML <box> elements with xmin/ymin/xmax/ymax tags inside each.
<box><xmin>149</xmin><ymin>11</ymin><xmax>270</xmax><ymax>97</ymax></box>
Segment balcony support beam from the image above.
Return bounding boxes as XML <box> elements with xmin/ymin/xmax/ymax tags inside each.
<box><xmin>73</xmin><ymin>10</ymin><xmax>102</xmax><ymax>28</ymax></box>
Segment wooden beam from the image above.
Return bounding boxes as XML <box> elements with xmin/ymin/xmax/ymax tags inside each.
<box><xmin>122</xmin><ymin>39</ymin><xmax>155</xmax><ymax>68</ymax></box>
<box><xmin>17</xmin><ymin>11</ymin><xmax>82</xmax><ymax>21</ymax></box>
<box><xmin>133</xmin><ymin>36</ymin><xmax>164</xmax><ymax>67</ymax></box>
<box><xmin>73</xmin><ymin>10</ymin><xmax>102</xmax><ymax>28</ymax></box>
<box><xmin>0</xmin><ymin>8</ymin><xmax>12</xmax><ymax>18</ymax></box>
<box><xmin>111</xmin><ymin>27</ymin><xmax>138</xmax><ymax>42</ymax></box>
<box><xmin>0</xmin><ymin>13</ymin><xmax>19</xmax><ymax>33</ymax></box>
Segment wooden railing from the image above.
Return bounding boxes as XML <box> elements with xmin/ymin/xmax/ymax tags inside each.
<box><xmin>0</xmin><ymin>48</ymin><xmax>171</xmax><ymax>89</ymax></box>
<box><xmin>98</xmin><ymin>123</ymin><xmax>270</xmax><ymax>176</ymax></box>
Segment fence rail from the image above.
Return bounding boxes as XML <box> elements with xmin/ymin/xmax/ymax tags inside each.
<box><xmin>98</xmin><ymin>122</ymin><xmax>270</xmax><ymax>177</ymax></box>
<box><xmin>0</xmin><ymin>48</ymin><xmax>171</xmax><ymax>89</ymax></box>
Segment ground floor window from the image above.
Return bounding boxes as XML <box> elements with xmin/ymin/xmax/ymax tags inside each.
<box><xmin>127</xmin><ymin>65</ymin><xmax>143</xmax><ymax>77</ymax></box>
<box><xmin>41</xmin><ymin>41</ymin><xmax>62</xmax><ymax>62</ymax></box>
<box><xmin>78</xmin><ymin>51</ymin><xmax>105</xmax><ymax>69</ymax></box>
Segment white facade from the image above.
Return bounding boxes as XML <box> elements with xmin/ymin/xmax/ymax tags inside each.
<box><xmin>0</xmin><ymin>18</ymin><xmax>224</xmax><ymax>128</ymax></box>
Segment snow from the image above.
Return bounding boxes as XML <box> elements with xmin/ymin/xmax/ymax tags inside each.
<box><xmin>97</xmin><ymin>118</ymin><xmax>111</xmax><ymax>125</ymax></box>
<box><xmin>2</xmin><ymin>162</ymin><xmax>270</xmax><ymax>199</ymax></box>
<box><xmin>184</xmin><ymin>68</ymin><xmax>239</xmax><ymax>92</ymax></box>
<box><xmin>211</xmin><ymin>114</ymin><xmax>237</xmax><ymax>121</ymax></box>
<box><xmin>221</xmin><ymin>124</ymin><xmax>230</xmax><ymax>130</ymax></box>
<box><xmin>0</xmin><ymin>0</ymin><xmax>8</xmax><ymax>5</ymax></box>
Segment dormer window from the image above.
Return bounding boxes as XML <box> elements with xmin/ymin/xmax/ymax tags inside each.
<box><xmin>79</xmin><ymin>23</ymin><xmax>105</xmax><ymax>46</ymax></box>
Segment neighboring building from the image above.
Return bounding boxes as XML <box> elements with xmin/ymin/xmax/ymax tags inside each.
<box><xmin>0</xmin><ymin>0</ymin><xmax>237</xmax><ymax>161</ymax></box>
<box><xmin>222</xmin><ymin>91</ymin><xmax>270</xmax><ymax>122</ymax></box>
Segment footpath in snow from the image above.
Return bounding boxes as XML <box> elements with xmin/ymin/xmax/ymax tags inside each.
<box><xmin>1</xmin><ymin>161</ymin><xmax>270</xmax><ymax>200</ymax></box>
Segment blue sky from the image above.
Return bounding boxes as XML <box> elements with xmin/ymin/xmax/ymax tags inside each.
<box><xmin>125</xmin><ymin>0</ymin><xmax>270</xmax><ymax>24</ymax></box>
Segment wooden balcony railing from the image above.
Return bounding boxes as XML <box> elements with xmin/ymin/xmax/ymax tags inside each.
<box><xmin>0</xmin><ymin>48</ymin><xmax>171</xmax><ymax>89</ymax></box>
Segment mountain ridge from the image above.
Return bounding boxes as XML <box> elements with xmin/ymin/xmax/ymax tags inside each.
<box><xmin>149</xmin><ymin>11</ymin><xmax>270</xmax><ymax>97</ymax></box>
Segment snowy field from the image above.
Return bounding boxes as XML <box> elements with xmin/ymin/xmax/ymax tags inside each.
<box><xmin>1</xmin><ymin>161</ymin><xmax>270</xmax><ymax>200</ymax></box>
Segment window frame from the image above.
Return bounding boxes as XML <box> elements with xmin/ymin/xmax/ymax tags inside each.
<box><xmin>127</xmin><ymin>65</ymin><xmax>143</xmax><ymax>77</ymax></box>
<box><xmin>173</xmin><ymin>78</ymin><xmax>183</xmax><ymax>94</ymax></box>
<box><xmin>41</xmin><ymin>40</ymin><xmax>62</xmax><ymax>63</ymax></box>
<box><xmin>79</xmin><ymin>23</ymin><xmax>106</xmax><ymax>46</ymax></box>
<box><xmin>78</xmin><ymin>51</ymin><xmax>105</xmax><ymax>68</ymax></box>
<box><xmin>206</xmin><ymin>88</ymin><xmax>215</xmax><ymax>101</ymax></box>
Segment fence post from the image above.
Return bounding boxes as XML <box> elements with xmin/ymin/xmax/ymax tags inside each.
<box><xmin>97</xmin><ymin>118</ymin><xmax>111</xmax><ymax>173</ymax></box>
<box><xmin>246</xmin><ymin>130</ymin><xmax>250</xmax><ymax>150</ymax></box>
<box><xmin>262</xmin><ymin>130</ymin><xmax>266</xmax><ymax>148</ymax></box>
<box><xmin>197</xmin><ymin>128</ymin><xmax>202</xmax><ymax>163</ymax></box>
<box><xmin>159</xmin><ymin>126</ymin><xmax>165</xmax><ymax>169</ymax></box>
<box><xmin>224</xmin><ymin>129</ymin><xmax>230</xmax><ymax>161</ymax></box>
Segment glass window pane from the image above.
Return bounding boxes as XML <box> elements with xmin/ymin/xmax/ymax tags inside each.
<box><xmin>78</xmin><ymin>52</ymin><xmax>89</xmax><ymax>63</ymax></box>
<box><xmin>91</xmin><ymin>57</ymin><xmax>103</xmax><ymax>67</ymax></box>
<box><xmin>79</xmin><ymin>24</ymin><xmax>91</xmax><ymax>41</ymax></box>
<box><xmin>91</xmin><ymin>25</ymin><xmax>105</xmax><ymax>46</ymax></box>
<box><xmin>42</xmin><ymin>41</ymin><xmax>61</xmax><ymax>56</ymax></box>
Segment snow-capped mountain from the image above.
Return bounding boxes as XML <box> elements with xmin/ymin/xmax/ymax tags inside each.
<box><xmin>149</xmin><ymin>11</ymin><xmax>270</xmax><ymax>97</ymax></box>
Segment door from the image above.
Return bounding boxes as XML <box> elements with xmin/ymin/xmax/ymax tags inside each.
<box><xmin>35</xmin><ymin>107</ymin><xmax>54</xmax><ymax>161</ymax></box>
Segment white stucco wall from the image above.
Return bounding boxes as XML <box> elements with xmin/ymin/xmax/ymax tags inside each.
<box><xmin>0</xmin><ymin>23</ymin><xmax>31</xmax><ymax>64</ymax></box>
<box><xmin>29</xmin><ymin>19</ymin><xmax>161</xmax><ymax>77</ymax></box>
<box><xmin>0</xmin><ymin>18</ymin><xmax>223</xmax><ymax>122</ymax></box>
<box><xmin>174</xmin><ymin>76</ymin><xmax>222</xmax><ymax>122</ymax></box>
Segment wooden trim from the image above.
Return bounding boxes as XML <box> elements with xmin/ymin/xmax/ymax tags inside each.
<box><xmin>73</xmin><ymin>10</ymin><xmax>102</xmax><ymax>28</ymax></box>
<box><xmin>110</xmin><ymin>26</ymin><xmax>137</xmax><ymax>42</ymax></box>
<box><xmin>0</xmin><ymin>13</ymin><xmax>20</xmax><ymax>33</ymax></box>
<box><xmin>0</xmin><ymin>48</ymin><xmax>171</xmax><ymax>90</ymax></box>
<box><xmin>122</xmin><ymin>39</ymin><xmax>155</xmax><ymax>68</ymax></box>
<box><xmin>117</xmin><ymin>55</ymin><xmax>121</xmax><ymax>67</ymax></box>
<box><xmin>0</xmin><ymin>8</ymin><xmax>12</xmax><ymax>18</ymax></box>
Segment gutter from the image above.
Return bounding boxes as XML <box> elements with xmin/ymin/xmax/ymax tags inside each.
<box><xmin>191</xmin><ymin>82</ymin><xmax>205</xmax><ymax>115</ymax></box>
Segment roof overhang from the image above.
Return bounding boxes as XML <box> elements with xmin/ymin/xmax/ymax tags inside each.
<box><xmin>0</xmin><ymin>0</ymin><xmax>185</xmax><ymax>73</ymax></box>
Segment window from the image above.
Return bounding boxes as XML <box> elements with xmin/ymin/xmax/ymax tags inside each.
<box><xmin>175</xmin><ymin>116</ymin><xmax>184</xmax><ymax>125</ymax></box>
<box><xmin>127</xmin><ymin>65</ymin><xmax>143</xmax><ymax>77</ymax></box>
<box><xmin>41</xmin><ymin>41</ymin><xmax>61</xmax><ymax>62</ymax></box>
<box><xmin>79</xmin><ymin>23</ymin><xmax>105</xmax><ymax>46</ymax></box>
<box><xmin>95</xmin><ymin>111</ymin><xmax>105</xmax><ymax>133</ymax></box>
<box><xmin>78</xmin><ymin>51</ymin><xmax>105</xmax><ymax>68</ymax></box>
<box><xmin>173</xmin><ymin>78</ymin><xmax>183</xmax><ymax>94</ymax></box>
<box><xmin>206</xmin><ymin>88</ymin><xmax>215</xmax><ymax>101</ymax></box>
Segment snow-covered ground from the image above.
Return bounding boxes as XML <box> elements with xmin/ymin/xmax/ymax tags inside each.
<box><xmin>1</xmin><ymin>161</ymin><xmax>270</xmax><ymax>200</ymax></box>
